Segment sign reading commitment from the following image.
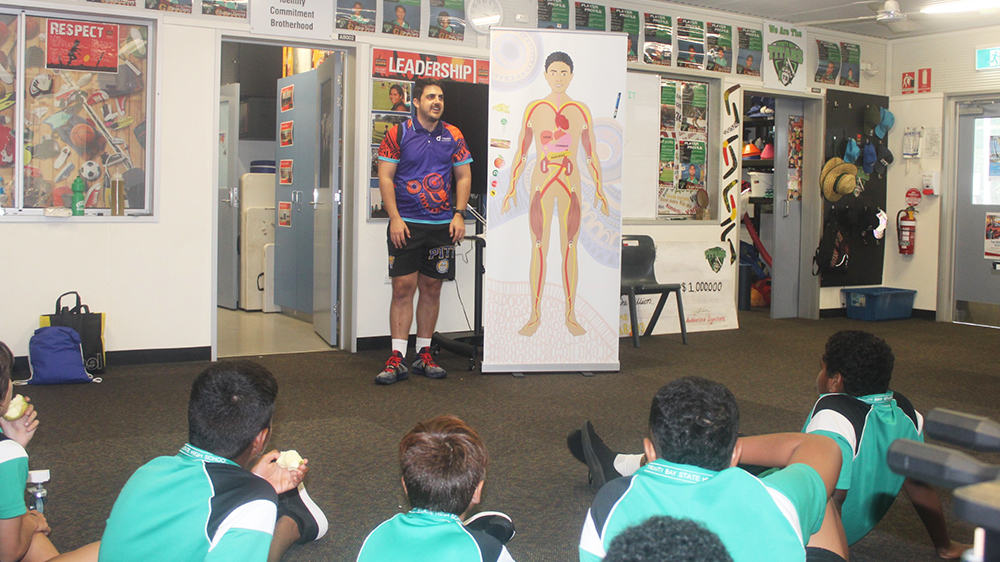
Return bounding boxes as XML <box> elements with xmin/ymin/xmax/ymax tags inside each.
<box><xmin>250</xmin><ymin>0</ymin><xmax>334</xmax><ymax>40</ymax></box>
<box><xmin>46</xmin><ymin>19</ymin><xmax>119</xmax><ymax>73</ymax></box>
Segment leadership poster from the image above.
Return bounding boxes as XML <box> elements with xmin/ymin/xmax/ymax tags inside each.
<box><xmin>485</xmin><ymin>28</ymin><xmax>625</xmax><ymax>373</ymax></box>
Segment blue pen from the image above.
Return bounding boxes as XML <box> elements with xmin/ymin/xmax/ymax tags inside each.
<box><xmin>613</xmin><ymin>92</ymin><xmax>621</xmax><ymax>119</ymax></box>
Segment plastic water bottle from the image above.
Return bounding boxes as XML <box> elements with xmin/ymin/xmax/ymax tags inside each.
<box><xmin>71</xmin><ymin>176</ymin><xmax>86</xmax><ymax>216</ymax></box>
<box><xmin>27</xmin><ymin>470</ymin><xmax>50</xmax><ymax>514</ymax></box>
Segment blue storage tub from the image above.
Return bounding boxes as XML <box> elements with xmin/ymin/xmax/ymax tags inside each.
<box><xmin>841</xmin><ymin>287</ymin><xmax>916</xmax><ymax>321</ymax></box>
<box><xmin>249</xmin><ymin>160</ymin><xmax>276</xmax><ymax>174</ymax></box>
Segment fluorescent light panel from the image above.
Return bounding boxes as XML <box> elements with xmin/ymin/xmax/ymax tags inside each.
<box><xmin>921</xmin><ymin>0</ymin><xmax>1000</xmax><ymax>13</ymax></box>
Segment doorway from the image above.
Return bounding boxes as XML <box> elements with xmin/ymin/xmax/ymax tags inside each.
<box><xmin>953</xmin><ymin>98</ymin><xmax>1000</xmax><ymax>328</ymax></box>
<box><xmin>216</xmin><ymin>41</ymin><xmax>350</xmax><ymax>357</ymax></box>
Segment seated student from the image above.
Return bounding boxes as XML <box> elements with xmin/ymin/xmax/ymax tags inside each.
<box><xmin>571</xmin><ymin>331</ymin><xmax>968</xmax><ymax>559</ymax></box>
<box><xmin>98</xmin><ymin>360</ymin><xmax>327</xmax><ymax>562</ymax></box>
<box><xmin>358</xmin><ymin>415</ymin><xmax>515</xmax><ymax>562</ymax></box>
<box><xmin>0</xmin><ymin>341</ymin><xmax>59</xmax><ymax>562</ymax></box>
<box><xmin>603</xmin><ymin>515</ymin><xmax>731</xmax><ymax>562</ymax></box>
<box><xmin>579</xmin><ymin>376</ymin><xmax>845</xmax><ymax>562</ymax></box>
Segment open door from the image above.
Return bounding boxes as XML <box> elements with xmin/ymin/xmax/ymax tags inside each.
<box><xmin>313</xmin><ymin>54</ymin><xmax>343</xmax><ymax>345</ymax></box>
<box><xmin>218</xmin><ymin>83</ymin><xmax>240</xmax><ymax>310</ymax></box>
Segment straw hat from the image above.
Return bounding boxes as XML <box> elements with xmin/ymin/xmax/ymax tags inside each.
<box><xmin>821</xmin><ymin>162</ymin><xmax>858</xmax><ymax>202</ymax></box>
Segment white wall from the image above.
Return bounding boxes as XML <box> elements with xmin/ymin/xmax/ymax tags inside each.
<box><xmin>1</xmin><ymin>22</ymin><xmax>216</xmax><ymax>356</ymax></box>
<box><xmin>0</xmin><ymin>0</ymin><xmax>895</xmax><ymax>355</ymax></box>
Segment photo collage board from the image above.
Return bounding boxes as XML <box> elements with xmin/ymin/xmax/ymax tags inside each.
<box><xmin>657</xmin><ymin>79</ymin><xmax>709</xmax><ymax>217</ymax></box>
<box><xmin>368</xmin><ymin>49</ymin><xmax>488</xmax><ymax>219</ymax></box>
<box><xmin>1</xmin><ymin>14</ymin><xmax>150</xmax><ymax>213</ymax></box>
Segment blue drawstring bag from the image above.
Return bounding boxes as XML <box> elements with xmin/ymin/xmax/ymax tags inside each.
<box><xmin>23</xmin><ymin>326</ymin><xmax>99</xmax><ymax>385</ymax></box>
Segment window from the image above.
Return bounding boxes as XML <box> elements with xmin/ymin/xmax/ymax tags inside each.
<box><xmin>1</xmin><ymin>11</ymin><xmax>153</xmax><ymax>217</ymax></box>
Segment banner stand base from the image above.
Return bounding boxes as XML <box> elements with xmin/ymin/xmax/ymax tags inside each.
<box><xmin>432</xmin><ymin>330</ymin><xmax>481</xmax><ymax>372</ymax></box>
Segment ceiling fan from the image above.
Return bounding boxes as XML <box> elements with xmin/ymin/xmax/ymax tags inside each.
<box><xmin>798</xmin><ymin>0</ymin><xmax>922</xmax><ymax>32</ymax></box>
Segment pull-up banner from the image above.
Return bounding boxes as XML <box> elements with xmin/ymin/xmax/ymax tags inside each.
<box><xmin>483</xmin><ymin>28</ymin><xmax>625</xmax><ymax>373</ymax></box>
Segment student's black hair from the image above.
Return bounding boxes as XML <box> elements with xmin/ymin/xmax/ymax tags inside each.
<box><xmin>0</xmin><ymin>341</ymin><xmax>12</xmax><ymax>402</ymax></box>
<box><xmin>545</xmin><ymin>51</ymin><xmax>574</xmax><ymax>72</ymax></box>
<box><xmin>823</xmin><ymin>330</ymin><xmax>894</xmax><ymax>396</ymax></box>
<box><xmin>389</xmin><ymin>84</ymin><xmax>404</xmax><ymax>97</ymax></box>
<box><xmin>413</xmin><ymin>78</ymin><xmax>444</xmax><ymax>101</ymax></box>
<box><xmin>604</xmin><ymin>515</ymin><xmax>733</xmax><ymax>562</ymax></box>
<box><xmin>648</xmin><ymin>377</ymin><xmax>739</xmax><ymax>471</ymax></box>
<box><xmin>188</xmin><ymin>361</ymin><xmax>277</xmax><ymax>460</ymax></box>
<box><xmin>399</xmin><ymin>415</ymin><xmax>487</xmax><ymax>515</ymax></box>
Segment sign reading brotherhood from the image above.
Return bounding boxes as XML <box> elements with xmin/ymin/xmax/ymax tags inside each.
<box><xmin>762</xmin><ymin>22</ymin><xmax>807</xmax><ymax>91</ymax></box>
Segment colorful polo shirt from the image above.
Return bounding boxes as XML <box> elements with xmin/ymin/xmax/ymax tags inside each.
<box><xmin>377</xmin><ymin>118</ymin><xmax>472</xmax><ymax>224</ymax></box>
<box><xmin>0</xmin><ymin>432</ymin><xmax>28</xmax><ymax>520</ymax></box>
<box><xmin>358</xmin><ymin>508</ymin><xmax>515</xmax><ymax>562</ymax></box>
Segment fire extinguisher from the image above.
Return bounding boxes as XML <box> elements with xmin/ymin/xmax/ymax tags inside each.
<box><xmin>897</xmin><ymin>206</ymin><xmax>917</xmax><ymax>255</ymax></box>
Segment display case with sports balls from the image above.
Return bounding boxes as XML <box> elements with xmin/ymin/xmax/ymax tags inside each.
<box><xmin>0</xmin><ymin>11</ymin><xmax>152</xmax><ymax>216</ymax></box>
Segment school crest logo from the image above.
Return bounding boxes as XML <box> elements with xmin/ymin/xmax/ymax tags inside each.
<box><xmin>767</xmin><ymin>40</ymin><xmax>804</xmax><ymax>86</ymax></box>
<box><xmin>436</xmin><ymin>259</ymin><xmax>449</xmax><ymax>274</ymax></box>
<box><xmin>705</xmin><ymin>246</ymin><xmax>726</xmax><ymax>273</ymax></box>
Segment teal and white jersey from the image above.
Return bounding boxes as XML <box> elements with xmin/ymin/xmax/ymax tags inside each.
<box><xmin>99</xmin><ymin>443</ymin><xmax>278</xmax><ymax>562</ymax></box>
<box><xmin>580</xmin><ymin>459</ymin><xmax>827</xmax><ymax>562</ymax></box>
<box><xmin>0</xmin><ymin>432</ymin><xmax>28</xmax><ymax>519</ymax></box>
<box><xmin>358</xmin><ymin>508</ymin><xmax>515</xmax><ymax>562</ymax></box>
<box><xmin>803</xmin><ymin>391</ymin><xmax>923</xmax><ymax>545</ymax></box>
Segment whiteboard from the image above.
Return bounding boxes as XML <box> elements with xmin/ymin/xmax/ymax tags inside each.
<box><xmin>622</xmin><ymin>71</ymin><xmax>660</xmax><ymax>219</ymax></box>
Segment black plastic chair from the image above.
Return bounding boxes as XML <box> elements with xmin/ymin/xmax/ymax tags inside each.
<box><xmin>620</xmin><ymin>235</ymin><xmax>687</xmax><ymax>348</ymax></box>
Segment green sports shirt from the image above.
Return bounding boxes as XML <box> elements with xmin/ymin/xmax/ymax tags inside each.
<box><xmin>580</xmin><ymin>459</ymin><xmax>827</xmax><ymax>562</ymax></box>
<box><xmin>803</xmin><ymin>391</ymin><xmax>923</xmax><ymax>545</ymax></box>
<box><xmin>99</xmin><ymin>443</ymin><xmax>278</xmax><ymax>562</ymax></box>
<box><xmin>358</xmin><ymin>508</ymin><xmax>515</xmax><ymax>562</ymax></box>
<box><xmin>0</xmin><ymin>432</ymin><xmax>28</xmax><ymax>520</ymax></box>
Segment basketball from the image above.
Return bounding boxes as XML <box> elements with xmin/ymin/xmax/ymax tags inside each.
<box><xmin>70</xmin><ymin>122</ymin><xmax>105</xmax><ymax>155</ymax></box>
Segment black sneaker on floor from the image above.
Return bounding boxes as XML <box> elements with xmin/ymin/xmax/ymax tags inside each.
<box><xmin>464</xmin><ymin>510</ymin><xmax>516</xmax><ymax>544</ymax></box>
<box><xmin>375</xmin><ymin>351</ymin><xmax>409</xmax><ymax>385</ymax></box>
<box><xmin>566</xmin><ymin>429</ymin><xmax>586</xmax><ymax>464</ymax></box>
<box><xmin>581</xmin><ymin>421</ymin><xmax>622</xmax><ymax>488</ymax></box>
<box><xmin>411</xmin><ymin>347</ymin><xmax>447</xmax><ymax>379</ymax></box>
<box><xmin>277</xmin><ymin>483</ymin><xmax>328</xmax><ymax>544</ymax></box>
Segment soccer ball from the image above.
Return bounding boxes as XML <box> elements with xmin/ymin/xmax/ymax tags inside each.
<box><xmin>80</xmin><ymin>159</ymin><xmax>101</xmax><ymax>182</ymax></box>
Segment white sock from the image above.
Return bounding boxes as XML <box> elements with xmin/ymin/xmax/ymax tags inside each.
<box><xmin>415</xmin><ymin>337</ymin><xmax>432</xmax><ymax>351</ymax></box>
<box><xmin>614</xmin><ymin>453</ymin><xmax>644</xmax><ymax>477</ymax></box>
<box><xmin>391</xmin><ymin>339</ymin><xmax>408</xmax><ymax>356</ymax></box>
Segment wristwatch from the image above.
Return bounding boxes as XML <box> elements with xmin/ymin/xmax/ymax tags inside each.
<box><xmin>454</xmin><ymin>209</ymin><xmax>466</xmax><ymax>215</ymax></box>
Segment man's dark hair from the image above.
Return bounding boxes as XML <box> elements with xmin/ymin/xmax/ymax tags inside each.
<box><xmin>400</xmin><ymin>415</ymin><xmax>488</xmax><ymax>515</ymax></box>
<box><xmin>188</xmin><ymin>361</ymin><xmax>277</xmax><ymax>460</ymax></box>
<box><xmin>413</xmin><ymin>78</ymin><xmax>443</xmax><ymax>100</ymax></box>
<box><xmin>439</xmin><ymin>10</ymin><xmax>449</xmax><ymax>17</ymax></box>
<box><xmin>648</xmin><ymin>377</ymin><xmax>739</xmax><ymax>471</ymax></box>
<box><xmin>0</xmin><ymin>341</ymin><xmax>12</xmax><ymax>402</ymax></box>
<box><xmin>545</xmin><ymin>51</ymin><xmax>574</xmax><ymax>72</ymax></box>
<box><xmin>389</xmin><ymin>84</ymin><xmax>404</xmax><ymax>97</ymax></box>
<box><xmin>823</xmin><ymin>330</ymin><xmax>894</xmax><ymax>396</ymax></box>
<box><xmin>604</xmin><ymin>515</ymin><xmax>732</xmax><ymax>562</ymax></box>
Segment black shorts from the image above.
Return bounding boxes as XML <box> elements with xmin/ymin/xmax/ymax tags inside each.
<box><xmin>387</xmin><ymin>222</ymin><xmax>455</xmax><ymax>280</ymax></box>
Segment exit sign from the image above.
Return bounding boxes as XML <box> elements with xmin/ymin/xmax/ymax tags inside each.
<box><xmin>976</xmin><ymin>46</ymin><xmax>1000</xmax><ymax>70</ymax></box>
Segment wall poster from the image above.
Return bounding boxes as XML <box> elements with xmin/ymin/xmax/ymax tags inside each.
<box><xmin>609</xmin><ymin>8</ymin><xmax>639</xmax><ymax>62</ymax></box>
<box><xmin>642</xmin><ymin>13</ymin><xmax>671</xmax><ymax>66</ymax></box>
<box><xmin>763</xmin><ymin>22</ymin><xmax>806</xmax><ymax>91</ymax></box>
<box><xmin>705</xmin><ymin>22</ymin><xmax>732</xmax><ymax>73</ymax></box>
<box><xmin>203</xmin><ymin>0</ymin><xmax>247</xmax><ymax>17</ymax></box>
<box><xmin>657</xmin><ymin>79</ymin><xmax>709</xmax><ymax>217</ymax></box>
<box><xmin>485</xmin><ymin>28</ymin><xmax>625</xmax><ymax>372</ymax></box>
<box><xmin>815</xmin><ymin>40</ymin><xmax>840</xmax><ymax>84</ymax></box>
<box><xmin>736</xmin><ymin>27</ymin><xmax>761</xmax><ymax>76</ymax></box>
<box><xmin>429</xmin><ymin>0</ymin><xmax>465</xmax><ymax>41</ymax></box>
<box><xmin>383</xmin><ymin>0</ymin><xmax>420</xmax><ymax>37</ymax></box>
<box><xmin>676</xmin><ymin>18</ymin><xmax>704</xmax><ymax>70</ymax></box>
<box><xmin>145</xmin><ymin>0</ymin><xmax>191</xmax><ymax>12</ymax></box>
<box><xmin>986</xmin><ymin>212</ymin><xmax>1000</xmax><ymax>259</ymax></box>
<box><xmin>336</xmin><ymin>0</ymin><xmax>376</xmax><ymax>32</ymax></box>
<box><xmin>575</xmin><ymin>2</ymin><xmax>606</xmax><ymax>31</ymax></box>
<box><xmin>839</xmin><ymin>42</ymin><xmax>860</xmax><ymax>87</ymax></box>
<box><xmin>538</xmin><ymin>0</ymin><xmax>570</xmax><ymax>29</ymax></box>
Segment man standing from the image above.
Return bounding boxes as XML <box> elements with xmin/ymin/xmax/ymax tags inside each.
<box><xmin>376</xmin><ymin>78</ymin><xmax>472</xmax><ymax>385</ymax></box>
